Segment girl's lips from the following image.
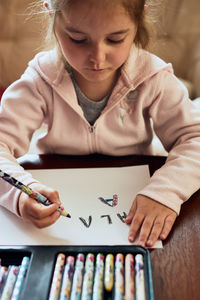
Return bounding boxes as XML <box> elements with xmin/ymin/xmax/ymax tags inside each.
<box><xmin>91</xmin><ymin>68</ymin><xmax>104</xmax><ymax>71</ymax></box>
<box><xmin>85</xmin><ymin>67</ymin><xmax>106</xmax><ymax>72</ymax></box>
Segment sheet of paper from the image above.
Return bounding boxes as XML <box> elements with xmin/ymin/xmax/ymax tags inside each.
<box><xmin>0</xmin><ymin>165</ymin><xmax>162</xmax><ymax>248</ymax></box>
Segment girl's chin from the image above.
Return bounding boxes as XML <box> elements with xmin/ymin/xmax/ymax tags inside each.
<box><xmin>80</xmin><ymin>69</ymin><xmax>116</xmax><ymax>83</ymax></box>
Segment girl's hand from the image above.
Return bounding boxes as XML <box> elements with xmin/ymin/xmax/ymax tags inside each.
<box><xmin>125</xmin><ymin>195</ymin><xmax>177</xmax><ymax>247</ymax></box>
<box><xmin>18</xmin><ymin>183</ymin><xmax>61</xmax><ymax>228</ymax></box>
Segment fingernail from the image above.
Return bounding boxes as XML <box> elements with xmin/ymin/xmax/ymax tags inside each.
<box><xmin>147</xmin><ymin>240</ymin><xmax>153</xmax><ymax>247</ymax></box>
<box><xmin>128</xmin><ymin>236</ymin><xmax>134</xmax><ymax>242</ymax></box>
<box><xmin>55</xmin><ymin>211</ymin><xmax>60</xmax><ymax>218</ymax></box>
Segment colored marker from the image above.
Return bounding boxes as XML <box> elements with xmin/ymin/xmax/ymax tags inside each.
<box><xmin>49</xmin><ymin>253</ymin><xmax>65</xmax><ymax>300</ymax></box>
<box><xmin>11</xmin><ymin>256</ymin><xmax>30</xmax><ymax>300</ymax></box>
<box><xmin>93</xmin><ymin>253</ymin><xmax>104</xmax><ymax>300</ymax></box>
<box><xmin>81</xmin><ymin>253</ymin><xmax>95</xmax><ymax>300</ymax></box>
<box><xmin>0</xmin><ymin>266</ymin><xmax>8</xmax><ymax>296</ymax></box>
<box><xmin>0</xmin><ymin>169</ymin><xmax>71</xmax><ymax>218</ymax></box>
<box><xmin>104</xmin><ymin>254</ymin><xmax>114</xmax><ymax>292</ymax></box>
<box><xmin>70</xmin><ymin>253</ymin><xmax>85</xmax><ymax>300</ymax></box>
<box><xmin>135</xmin><ymin>254</ymin><xmax>146</xmax><ymax>300</ymax></box>
<box><xmin>1</xmin><ymin>265</ymin><xmax>18</xmax><ymax>300</ymax></box>
<box><xmin>114</xmin><ymin>254</ymin><xmax>124</xmax><ymax>300</ymax></box>
<box><xmin>59</xmin><ymin>256</ymin><xmax>75</xmax><ymax>300</ymax></box>
<box><xmin>125</xmin><ymin>254</ymin><xmax>134</xmax><ymax>300</ymax></box>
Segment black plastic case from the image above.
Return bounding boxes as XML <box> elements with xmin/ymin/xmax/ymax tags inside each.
<box><xmin>0</xmin><ymin>245</ymin><xmax>154</xmax><ymax>300</ymax></box>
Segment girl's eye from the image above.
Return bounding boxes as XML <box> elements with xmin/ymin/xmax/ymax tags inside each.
<box><xmin>68</xmin><ymin>36</ymin><xmax>125</xmax><ymax>45</ymax></box>
<box><xmin>69</xmin><ymin>37</ymin><xmax>87</xmax><ymax>44</ymax></box>
<box><xmin>107</xmin><ymin>39</ymin><xmax>125</xmax><ymax>44</ymax></box>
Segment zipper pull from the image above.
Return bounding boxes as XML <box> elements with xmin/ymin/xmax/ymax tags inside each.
<box><xmin>89</xmin><ymin>125</ymin><xmax>95</xmax><ymax>133</ymax></box>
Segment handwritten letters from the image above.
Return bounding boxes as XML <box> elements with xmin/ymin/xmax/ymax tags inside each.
<box><xmin>79</xmin><ymin>212</ymin><xmax>128</xmax><ymax>228</ymax></box>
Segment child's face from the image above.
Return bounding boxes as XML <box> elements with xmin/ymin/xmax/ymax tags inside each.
<box><xmin>55</xmin><ymin>1</ymin><xmax>137</xmax><ymax>85</ymax></box>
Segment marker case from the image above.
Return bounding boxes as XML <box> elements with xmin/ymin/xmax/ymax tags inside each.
<box><xmin>0</xmin><ymin>245</ymin><xmax>154</xmax><ymax>300</ymax></box>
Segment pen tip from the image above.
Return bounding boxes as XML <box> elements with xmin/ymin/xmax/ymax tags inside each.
<box><xmin>60</xmin><ymin>209</ymin><xmax>71</xmax><ymax>218</ymax></box>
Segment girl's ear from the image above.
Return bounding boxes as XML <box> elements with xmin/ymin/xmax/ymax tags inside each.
<box><xmin>43</xmin><ymin>1</ymin><xmax>53</xmax><ymax>16</ymax></box>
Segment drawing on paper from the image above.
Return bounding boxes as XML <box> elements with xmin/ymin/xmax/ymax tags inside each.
<box><xmin>79</xmin><ymin>212</ymin><xmax>127</xmax><ymax>228</ymax></box>
<box><xmin>98</xmin><ymin>194</ymin><xmax>118</xmax><ymax>207</ymax></box>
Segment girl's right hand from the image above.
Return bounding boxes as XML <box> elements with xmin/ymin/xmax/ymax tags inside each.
<box><xmin>18</xmin><ymin>183</ymin><xmax>61</xmax><ymax>228</ymax></box>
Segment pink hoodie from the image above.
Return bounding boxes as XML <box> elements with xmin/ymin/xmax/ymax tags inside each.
<box><xmin>0</xmin><ymin>46</ymin><xmax>200</xmax><ymax>216</ymax></box>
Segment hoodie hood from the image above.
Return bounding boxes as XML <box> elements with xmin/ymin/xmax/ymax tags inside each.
<box><xmin>122</xmin><ymin>45</ymin><xmax>173</xmax><ymax>88</ymax></box>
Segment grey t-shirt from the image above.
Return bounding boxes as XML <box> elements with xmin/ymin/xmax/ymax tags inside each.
<box><xmin>69</xmin><ymin>69</ymin><xmax>109</xmax><ymax>125</ymax></box>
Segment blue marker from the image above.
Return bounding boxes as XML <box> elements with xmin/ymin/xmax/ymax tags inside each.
<box><xmin>114</xmin><ymin>254</ymin><xmax>124</xmax><ymax>300</ymax></box>
<box><xmin>71</xmin><ymin>253</ymin><xmax>85</xmax><ymax>300</ymax></box>
<box><xmin>135</xmin><ymin>254</ymin><xmax>146</xmax><ymax>300</ymax></box>
<box><xmin>11</xmin><ymin>256</ymin><xmax>30</xmax><ymax>300</ymax></box>
<box><xmin>1</xmin><ymin>265</ymin><xmax>18</xmax><ymax>300</ymax></box>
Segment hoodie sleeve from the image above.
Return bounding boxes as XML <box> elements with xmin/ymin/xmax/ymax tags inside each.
<box><xmin>0</xmin><ymin>65</ymin><xmax>51</xmax><ymax>216</ymax></box>
<box><xmin>139</xmin><ymin>70</ymin><xmax>200</xmax><ymax>214</ymax></box>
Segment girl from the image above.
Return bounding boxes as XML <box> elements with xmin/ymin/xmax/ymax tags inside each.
<box><xmin>0</xmin><ymin>0</ymin><xmax>200</xmax><ymax>247</ymax></box>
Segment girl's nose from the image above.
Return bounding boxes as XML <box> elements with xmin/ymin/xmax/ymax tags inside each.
<box><xmin>89</xmin><ymin>43</ymin><xmax>106</xmax><ymax>65</ymax></box>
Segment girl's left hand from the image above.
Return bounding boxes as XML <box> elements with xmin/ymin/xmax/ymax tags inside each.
<box><xmin>125</xmin><ymin>194</ymin><xmax>177</xmax><ymax>247</ymax></box>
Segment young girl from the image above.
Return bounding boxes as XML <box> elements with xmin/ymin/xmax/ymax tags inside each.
<box><xmin>0</xmin><ymin>0</ymin><xmax>200</xmax><ymax>247</ymax></box>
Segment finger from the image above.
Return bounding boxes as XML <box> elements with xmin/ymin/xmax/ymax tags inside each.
<box><xmin>30</xmin><ymin>184</ymin><xmax>61</xmax><ymax>206</ymax></box>
<box><xmin>31</xmin><ymin>210</ymin><xmax>61</xmax><ymax>228</ymax></box>
<box><xmin>128</xmin><ymin>213</ymin><xmax>145</xmax><ymax>243</ymax></box>
<box><xmin>160</xmin><ymin>213</ymin><xmax>177</xmax><ymax>240</ymax></box>
<box><xmin>137</xmin><ymin>217</ymin><xmax>155</xmax><ymax>247</ymax></box>
<box><xmin>125</xmin><ymin>201</ymin><xmax>137</xmax><ymax>224</ymax></box>
<box><xmin>43</xmin><ymin>189</ymin><xmax>61</xmax><ymax>206</ymax></box>
<box><xmin>146</xmin><ymin>216</ymin><xmax>164</xmax><ymax>247</ymax></box>
<box><xmin>27</xmin><ymin>199</ymin><xmax>60</xmax><ymax>219</ymax></box>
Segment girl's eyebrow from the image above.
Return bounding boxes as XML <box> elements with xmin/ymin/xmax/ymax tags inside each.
<box><xmin>65</xmin><ymin>27</ymin><xmax>85</xmax><ymax>34</ymax></box>
<box><xmin>65</xmin><ymin>26</ymin><xmax>130</xmax><ymax>35</ymax></box>
<box><xmin>108</xmin><ymin>29</ymin><xmax>130</xmax><ymax>35</ymax></box>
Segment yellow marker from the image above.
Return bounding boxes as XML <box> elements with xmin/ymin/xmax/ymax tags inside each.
<box><xmin>104</xmin><ymin>254</ymin><xmax>114</xmax><ymax>292</ymax></box>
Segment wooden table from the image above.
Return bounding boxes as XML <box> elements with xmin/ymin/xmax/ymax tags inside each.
<box><xmin>19</xmin><ymin>153</ymin><xmax>200</xmax><ymax>300</ymax></box>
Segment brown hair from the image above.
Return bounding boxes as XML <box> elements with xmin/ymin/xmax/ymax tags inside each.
<box><xmin>32</xmin><ymin>0</ymin><xmax>154</xmax><ymax>50</ymax></box>
<box><xmin>122</xmin><ymin>0</ymin><xmax>150</xmax><ymax>48</ymax></box>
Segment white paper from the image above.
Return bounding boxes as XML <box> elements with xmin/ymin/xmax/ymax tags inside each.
<box><xmin>0</xmin><ymin>166</ymin><xmax>162</xmax><ymax>248</ymax></box>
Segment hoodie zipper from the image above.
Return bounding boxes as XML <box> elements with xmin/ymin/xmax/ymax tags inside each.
<box><xmin>88</xmin><ymin>124</ymin><xmax>97</xmax><ymax>152</ymax></box>
<box><xmin>89</xmin><ymin>125</ymin><xmax>95</xmax><ymax>133</ymax></box>
<box><xmin>87</xmin><ymin>88</ymin><xmax>133</xmax><ymax>153</ymax></box>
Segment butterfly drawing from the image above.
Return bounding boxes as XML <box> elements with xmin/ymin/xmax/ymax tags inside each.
<box><xmin>98</xmin><ymin>194</ymin><xmax>118</xmax><ymax>207</ymax></box>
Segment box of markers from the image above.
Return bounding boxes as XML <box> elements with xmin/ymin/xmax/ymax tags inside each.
<box><xmin>0</xmin><ymin>245</ymin><xmax>154</xmax><ymax>300</ymax></box>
